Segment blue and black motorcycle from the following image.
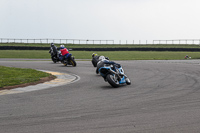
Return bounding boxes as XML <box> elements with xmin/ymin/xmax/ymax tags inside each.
<box><xmin>60</xmin><ymin>53</ymin><xmax>77</xmax><ymax>67</ymax></box>
<box><xmin>98</xmin><ymin>60</ymin><xmax>131</xmax><ymax>88</ymax></box>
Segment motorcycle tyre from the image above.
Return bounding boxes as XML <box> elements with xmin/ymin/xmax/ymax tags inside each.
<box><xmin>51</xmin><ymin>57</ymin><xmax>57</xmax><ymax>63</ymax></box>
<box><xmin>106</xmin><ymin>74</ymin><xmax>120</xmax><ymax>88</ymax></box>
<box><xmin>126</xmin><ymin>78</ymin><xmax>131</xmax><ymax>85</ymax></box>
<box><xmin>70</xmin><ymin>57</ymin><xmax>77</xmax><ymax>67</ymax></box>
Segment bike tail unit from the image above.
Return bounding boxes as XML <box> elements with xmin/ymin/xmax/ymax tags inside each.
<box><xmin>99</xmin><ymin>63</ymin><xmax>131</xmax><ymax>88</ymax></box>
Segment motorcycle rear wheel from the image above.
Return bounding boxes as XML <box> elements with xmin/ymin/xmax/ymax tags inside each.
<box><xmin>106</xmin><ymin>74</ymin><xmax>120</xmax><ymax>88</ymax></box>
<box><xmin>51</xmin><ymin>57</ymin><xmax>57</xmax><ymax>63</ymax></box>
<box><xmin>70</xmin><ymin>57</ymin><xmax>76</xmax><ymax>67</ymax></box>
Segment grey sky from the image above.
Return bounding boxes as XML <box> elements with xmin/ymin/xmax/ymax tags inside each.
<box><xmin>1</xmin><ymin>0</ymin><xmax>200</xmax><ymax>44</ymax></box>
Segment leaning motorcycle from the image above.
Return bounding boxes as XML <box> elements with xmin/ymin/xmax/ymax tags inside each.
<box><xmin>49</xmin><ymin>47</ymin><xmax>60</xmax><ymax>63</ymax></box>
<box><xmin>98</xmin><ymin>62</ymin><xmax>131</xmax><ymax>88</ymax></box>
<box><xmin>61</xmin><ymin>53</ymin><xmax>76</xmax><ymax>67</ymax></box>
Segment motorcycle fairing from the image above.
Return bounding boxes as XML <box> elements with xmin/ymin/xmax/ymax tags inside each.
<box><xmin>99</xmin><ymin>67</ymin><xmax>110</xmax><ymax>78</ymax></box>
<box><xmin>99</xmin><ymin>66</ymin><xmax>126</xmax><ymax>84</ymax></box>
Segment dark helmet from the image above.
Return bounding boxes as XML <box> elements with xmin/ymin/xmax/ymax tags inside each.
<box><xmin>51</xmin><ymin>43</ymin><xmax>54</xmax><ymax>47</ymax></box>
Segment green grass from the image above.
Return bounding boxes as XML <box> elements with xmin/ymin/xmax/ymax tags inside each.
<box><xmin>71</xmin><ymin>51</ymin><xmax>200</xmax><ymax>60</ymax></box>
<box><xmin>0</xmin><ymin>50</ymin><xmax>200</xmax><ymax>60</ymax></box>
<box><xmin>1</xmin><ymin>43</ymin><xmax>200</xmax><ymax>48</ymax></box>
<box><xmin>0</xmin><ymin>50</ymin><xmax>49</xmax><ymax>59</ymax></box>
<box><xmin>0</xmin><ymin>66</ymin><xmax>52</xmax><ymax>88</ymax></box>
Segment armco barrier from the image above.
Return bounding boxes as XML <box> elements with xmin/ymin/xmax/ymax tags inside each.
<box><xmin>1</xmin><ymin>46</ymin><xmax>200</xmax><ymax>51</ymax></box>
<box><xmin>71</xmin><ymin>48</ymin><xmax>200</xmax><ymax>51</ymax></box>
<box><xmin>0</xmin><ymin>46</ymin><xmax>49</xmax><ymax>50</ymax></box>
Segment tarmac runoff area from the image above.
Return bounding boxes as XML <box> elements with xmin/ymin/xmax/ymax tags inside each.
<box><xmin>0</xmin><ymin>70</ymin><xmax>80</xmax><ymax>95</ymax></box>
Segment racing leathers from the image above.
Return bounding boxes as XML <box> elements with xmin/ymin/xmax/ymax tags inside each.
<box><xmin>92</xmin><ymin>55</ymin><xmax>109</xmax><ymax>67</ymax></box>
<box><xmin>96</xmin><ymin>59</ymin><xmax>120</xmax><ymax>74</ymax></box>
<box><xmin>59</xmin><ymin>48</ymin><xmax>69</xmax><ymax>61</ymax></box>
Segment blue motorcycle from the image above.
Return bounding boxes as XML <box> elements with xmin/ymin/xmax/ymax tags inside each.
<box><xmin>60</xmin><ymin>53</ymin><xmax>77</xmax><ymax>67</ymax></box>
<box><xmin>98</xmin><ymin>60</ymin><xmax>131</xmax><ymax>88</ymax></box>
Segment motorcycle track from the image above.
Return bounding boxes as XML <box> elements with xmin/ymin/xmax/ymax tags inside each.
<box><xmin>0</xmin><ymin>60</ymin><xmax>200</xmax><ymax>133</ymax></box>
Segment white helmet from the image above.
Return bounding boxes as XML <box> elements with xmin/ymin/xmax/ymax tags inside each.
<box><xmin>60</xmin><ymin>45</ymin><xmax>65</xmax><ymax>49</ymax></box>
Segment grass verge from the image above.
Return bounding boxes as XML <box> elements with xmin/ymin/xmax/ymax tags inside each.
<box><xmin>0</xmin><ymin>50</ymin><xmax>200</xmax><ymax>60</ymax></box>
<box><xmin>0</xmin><ymin>66</ymin><xmax>55</xmax><ymax>89</ymax></box>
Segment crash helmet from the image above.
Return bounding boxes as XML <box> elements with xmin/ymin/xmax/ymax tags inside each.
<box><xmin>60</xmin><ymin>45</ymin><xmax>65</xmax><ymax>49</ymax></box>
<box><xmin>51</xmin><ymin>43</ymin><xmax>54</xmax><ymax>47</ymax></box>
<box><xmin>92</xmin><ymin>53</ymin><xmax>97</xmax><ymax>58</ymax></box>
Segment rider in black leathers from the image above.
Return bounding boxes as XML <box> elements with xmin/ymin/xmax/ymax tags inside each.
<box><xmin>49</xmin><ymin>43</ymin><xmax>60</xmax><ymax>63</ymax></box>
<box><xmin>91</xmin><ymin>53</ymin><xmax>121</xmax><ymax>74</ymax></box>
<box><xmin>96</xmin><ymin>59</ymin><xmax>121</xmax><ymax>74</ymax></box>
<box><xmin>91</xmin><ymin>53</ymin><xmax>109</xmax><ymax>67</ymax></box>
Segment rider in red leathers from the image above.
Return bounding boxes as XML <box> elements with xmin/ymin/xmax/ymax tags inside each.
<box><xmin>59</xmin><ymin>45</ymin><xmax>69</xmax><ymax>61</ymax></box>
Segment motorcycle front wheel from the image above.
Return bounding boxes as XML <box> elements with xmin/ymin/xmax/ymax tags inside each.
<box><xmin>126</xmin><ymin>78</ymin><xmax>131</xmax><ymax>85</ymax></box>
<box><xmin>106</xmin><ymin>74</ymin><xmax>120</xmax><ymax>88</ymax></box>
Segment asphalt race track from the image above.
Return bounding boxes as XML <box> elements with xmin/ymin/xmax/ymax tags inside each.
<box><xmin>1</xmin><ymin>60</ymin><xmax>200</xmax><ymax>133</ymax></box>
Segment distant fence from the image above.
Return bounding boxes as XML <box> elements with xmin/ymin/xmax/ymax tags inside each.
<box><xmin>1</xmin><ymin>38</ymin><xmax>200</xmax><ymax>45</ymax></box>
<box><xmin>153</xmin><ymin>39</ymin><xmax>200</xmax><ymax>45</ymax></box>
<box><xmin>1</xmin><ymin>46</ymin><xmax>200</xmax><ymax>51</ymax></box>
<box><xmin>0</xmin><ymin>38</ymin><xmax>114</xmax><ymax>44</ymax></box>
